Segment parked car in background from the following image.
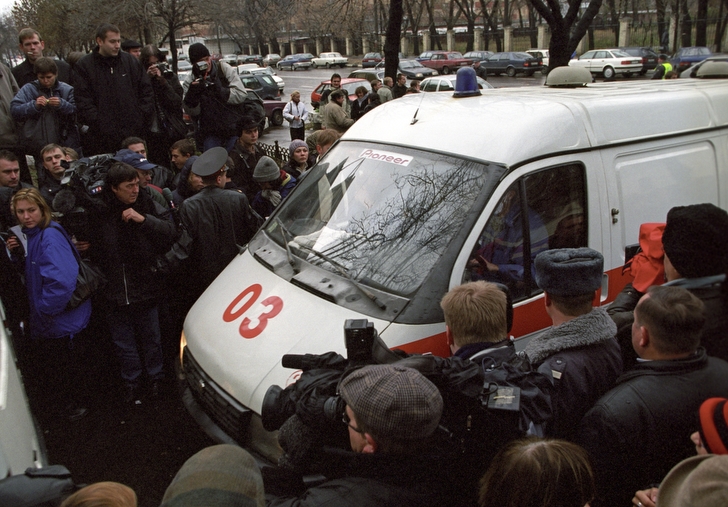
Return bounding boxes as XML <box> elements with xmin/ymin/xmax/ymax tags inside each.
<box><xmin>526</xmin><ymin>49</ymin><xmax>550</xmax><ymax>73</ymax></box>
<box><xmin>671</xmin><ymin>46</ymin><xmax>712</xmax><ymax>72</ymax></box>
<box><xmin>568</xmin><ymin>49</ymin><xmax>642</xmax><ymax>79</ymax></box>
<box><xmin>679</xmin><ymin>53</ymin><xmax>728</xmax><ymax>78</ymax></box>
<box><xmin>178</xmin><ymin>70</ymin><xmax>191</xmax><ymax>87</ymax></box>
<box><xmin>619</xmin><ymin>47</ymin><xmax>658</xmax><ymax>75</ymax></box>
<box><xmin>374</xmin><ymin>59</ymin><xmax>438</xmax><ymax>79</ymax></box>
<box><xmin>277</xmin><ymin>54</ymin><xmax>312</xmax><ymax>71</ymax></box>
<box><xmin>482</xmin><ymin>51</ymin><xmax>543</xmax><ymax>77</ymax></box>
<box><xmin>348</xmin><ymin>68</ymin><xmax>385</xmax><ymax>82</ymax></box>
<box><xmin>312</xmin><ymin>52</ymin><xmax>348</xmax><ymax>68</ymax></box>
<box><xmin>237</xmin><ymin>72</ymin><xmax>280</xmax><ymax>100</ymax></box>
<box><xmin>419</xmin><ymin>51</ymin><xmax>471</xmax><ymax>74</ymax></box>
<box><xmin>362</xmin><ymin>52</ymin><xmax>383</xmax><ymax>67</ymax></box>
<box><xmin>177</xmin><ymin>60</ymin><xmax>192</xmax><ymax>72</ymax></box>
<box><xmin>263</xmin><ymin>53</ymin><xmax>281</xmax><ymax>67</ymax></box>
<box><xmin>247</xmin><ymin>90</ymin><xmax>285</xmax><ymax>127</ymax></box>
<box><xmin>420</xmin><ymin>74</ymin><xmax>493</xmax><ymax>92</ymax></box>
<box><xmin>221</xmin><ymin>54</ymin><xmax>240</xmax><ymax>65</ymax></box>
<box><xmin>244</xmin><ymin>54</ymin><xmax>264</xmax><ymax>66</ymax></box>
<box><xmin>463</xmin><ymin>50</ymin><xmax>494</xmax><ymax>62</ymax></box>
<box><xmin>237</xmin><ymin>64</ymin><xmax>285</xmax><ymax>93</ymax></box>
<box><xmin>311</xmin><ymin>77</ymin><xmax>372</xmax><ymax>108</ymax></box>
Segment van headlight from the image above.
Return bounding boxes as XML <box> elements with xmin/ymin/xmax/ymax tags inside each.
<box><xmin>179</xmin><ymin>330</ymin><xmax>187</xmax><ymax>369</ymax></box>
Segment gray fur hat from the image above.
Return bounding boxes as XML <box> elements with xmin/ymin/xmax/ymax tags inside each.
<box><xmin>339</xmin><ymin>364</ymin><xmax>443</xmax><ymax>441</ymax></box>
<box><xmin>534</xmin><ymin>247</ymin><xmax>603</xmax><ymax>297</ymax></box>
<box><xmin>657</xmin><ymin>455</ymin><xmax>728</xmax><ymax>507</ymax></box>
<box><xmin>253</xmin><ymin>156</ymin><xmax>280</xmax><ymax>183</ymax></box>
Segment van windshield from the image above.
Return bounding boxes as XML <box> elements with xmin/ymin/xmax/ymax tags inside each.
<box><xmin>265</xmin><ymin>141</ymin><xmax>499</xmax><ymax>295</ymax></box>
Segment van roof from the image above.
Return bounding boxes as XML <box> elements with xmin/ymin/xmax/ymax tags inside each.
<box><xmin>344</xmin><ymin>79</ymin><xmax>728</xmax><ymax>168</ymax></box>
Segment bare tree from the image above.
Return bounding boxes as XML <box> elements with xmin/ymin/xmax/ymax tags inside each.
<box><xmin>384</xmin><ymin>0</ymin><xmax>403</xmax><ymax>79</ymax></box>
<box><xmin>528</xmin><ymin>0</ymin><xmax>604</xmax><ymax>71</ymax></box>
<box><xmin>146</xmin><ymin>0</ymin><xmax>209</xmax><ymax>71</ymax></box>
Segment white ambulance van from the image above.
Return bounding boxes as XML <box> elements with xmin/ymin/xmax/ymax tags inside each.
<box><xmin>180</xmin><ymin>74</ymin><xmax>728</xmax><ymax>462</ymax></box>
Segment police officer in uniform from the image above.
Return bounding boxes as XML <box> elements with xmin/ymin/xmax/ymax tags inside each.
<box><xmin>651</xmin><ymin>54</ymin><xmax>673</xmax><ymax>80</ymax></box>
<box><xmin>158</xmin><ymin>147</ymin><xmax>261</xmax><ymax>309</ymax></box>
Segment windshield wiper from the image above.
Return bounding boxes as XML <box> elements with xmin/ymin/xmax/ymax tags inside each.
<box><xmin>294</xmin><ymin>242</ymin><xmax>387</xmax><ymax>311</ymax></box>
<box><xmin>275</xmin><ymin>218</ymin><xmax>299</xmax><ymax>274</ymax></box>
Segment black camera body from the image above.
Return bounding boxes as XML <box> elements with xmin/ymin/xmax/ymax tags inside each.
<box><xmin>155</xmin><ymin>62</ymin><xmax>169</xmax><ymax>73</ymax></box>
<box><xmin>344</xmin><ymin>319</ymin><xmax>376</xmax><ymax>365</ymax></box>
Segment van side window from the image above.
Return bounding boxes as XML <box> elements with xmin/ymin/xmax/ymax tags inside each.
<box><xmin>464</xmin><ymin>163</ymin><xmax>587</xmax><ymax>301</ymax></box>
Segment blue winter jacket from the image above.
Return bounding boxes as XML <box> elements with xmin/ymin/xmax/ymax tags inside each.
<box><xmin>22</xmin><ymin>222</ymin><xmax>91</xmax><ymax>339</ymax></box>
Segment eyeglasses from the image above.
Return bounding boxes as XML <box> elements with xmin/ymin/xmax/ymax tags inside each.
<box><xmin>342</xmin><ymin>411</ymin><xmax>364</xmax><ymax>434</ymax></box>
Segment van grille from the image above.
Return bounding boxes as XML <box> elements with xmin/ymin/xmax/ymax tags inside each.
<box><xmin>183</xmin><ymin>348</ymin><xmax>251</xmax><ymax>444</ymax></box>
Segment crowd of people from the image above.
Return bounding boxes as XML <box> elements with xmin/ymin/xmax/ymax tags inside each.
<box><xmin>1</xmin><ymin>22</ymin><xmax>728</xmax><ymax>507</ymax></box>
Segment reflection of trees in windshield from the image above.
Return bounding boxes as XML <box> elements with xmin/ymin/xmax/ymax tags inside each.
<box><xmin>316</xmin><ymin>159</ymin><xmax>487</xmax><ymax>294</ymax></box>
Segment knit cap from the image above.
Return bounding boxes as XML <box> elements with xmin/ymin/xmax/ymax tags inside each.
<box><xmin>339</xmin><ymin>364</ymin><xmax>443</xmax><ymax>441</ymax></box>
<box><xmin>160</xmin><ymin>445</ymin><xmax>264</xmax><ymax>507</ymax></box>
<box><xmin>288</xmin><ymin>140</ymin><xmax>307</xmax><ymax>158</ymax></box>
<box><xmin>188</xmin><ymin>43</ymin><xmax>210</xmax><ymax>63</ymax></box>
<box><xmin>253</xmin><ymin>156</ymin><xmax>280</xmax><ymax>183</ymax></box>
<box><xmin>662</xmin><ymin>203</ymin><xmax>728</xmax><ymax>278</ymax></box>
<box><xmin>534</xmin><ymin>247</ymin><xmax>603</xmax><ymax>297</ymax></box>
<box><xmin>699</xmin><ymin>397</ymin><xmax>728</xmax><ymax>454</ymax></box>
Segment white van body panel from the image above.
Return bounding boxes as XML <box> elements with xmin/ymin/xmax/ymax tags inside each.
<box><xmin>181</xmin><ymin>78</ymin><xmax>728</xmax><ymax>461</ymax></box>
<box><xmin>0</xmin><ymin>303</ymin><xmax>45</xmax><ymax>477</ymax></box>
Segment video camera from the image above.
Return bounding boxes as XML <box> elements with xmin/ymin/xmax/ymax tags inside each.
<box><xmin>261</xmin><ymin>319</ymin><xmax>381</xmax><ymax>432</ymax></box>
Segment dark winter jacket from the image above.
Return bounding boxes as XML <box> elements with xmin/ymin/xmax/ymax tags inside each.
<box><xmin>182</xmin><ymin>61</ymin><xmax>247</xmax><ymax>139</ymax></box>
<box><xmin>230</xmin><ymin>143</ymin><xmax>265</xmax><ymax>203</ymax></box>
<box><xmin>91</xmin><ymin>189</ymin><xmax>176</xmax><ymax>307</ymax></box>
<box><xmin>609</xmin><ymin>275</ymin><xmax>728</xmax><ymax>367</ymax></box>
<box><xmin>160</xmin><ymin>185</ymin><xmax>261</xmax><ymax>299</ymax></box>
<box><xmin>577</xmin><ymin>348</ymin><xmax>728</xmax><ymax>507</ymax></box>
<box><xmin>21</xmin><ymin>222</ymin><xmax>91</xmax><ymax>339</ymax></box>
<box><xmin>12</xmin><ymin>58</ymin><xmax>71</xmax><ymax>88</ymax></box>
<box><xmin>265</xmin><ymin>447</ymin><xmax>453</xmax><ymax>507</ymax></box>
<box><xmin>73</xmin><ymin>48</ymin><xmax>154</xmax><ymax>154</ymax></box>
<box><xmin>521</xmin><ymin>307</ymin><xmax>622</xmax><ymax>439</ymax></box>
<box><xmin>149</xmin><ymin>70</ymin><xmax>184</xmax><ymax>137</ymax></box>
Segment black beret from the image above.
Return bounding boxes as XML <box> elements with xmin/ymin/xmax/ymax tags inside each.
<box><xmin>535</xmin><ymin>247</ymin><xmax>603</xmax><ymax>297</ymax></box>
<box><xmin>662</xmin><ymin>203</ymin><xmax>728</xmax><ymax>279</ymax></box>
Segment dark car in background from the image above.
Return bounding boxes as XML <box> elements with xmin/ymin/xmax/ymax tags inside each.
<box><xmin>362</xmin><ymin>52</ymin><xmax>383</xmax><ymax>67</ymax></box>
<box><xmin>482</xmin><ymin>52</ymin><xmax>542</xmax><ymax>77</ymax></box>
<box><xmin>374</xmin><ymin>59</ymin><xmax>438</xmax><ymax>79</ymax></box>
<box><xmin>238</xmin><ymin>73</ymin><xmax>280</xmax><ymax>100</ymax></box>
<box><xmin>277</xmin><ymin>54</ymin><xmax>312</xmax><ymax>71</ymax></box>
<box><xmin>247</xmin><ymin>90</ymin><xmax>285</xmax><ymax>127</ymax></box>
<box><xmin>671</xmin><ymin>46</ymin><xmax>712</xmax><ymax>72</ymax></box>
<box><xmin>244</xmin><ymin>54</ymin><xmax>264</xmax><ymax>66</ymax></box>
<box><xmin>619</xmin><ymin>47</ymin><xmax>659</xmax><ymax>74</ymax></box>
<box><xmin>463</xmin><ymin>50</ymin><xmax>493</xmax><ymax>62</ymax></box>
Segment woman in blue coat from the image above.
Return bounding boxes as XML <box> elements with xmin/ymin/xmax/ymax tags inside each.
<box><xmin>8</xmin><ymin>188</ymin><xmax>91</xmax><ymax>420</ymax></box>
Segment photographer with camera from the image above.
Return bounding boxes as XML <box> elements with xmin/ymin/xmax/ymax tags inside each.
<box><xmin>182</xmin><ymin>43</ymin><xmax>247</xmax><ymax>153</ymax></box>
<box><xmin>139</xmin><ymin>45</ymin><xmax>186</xmax><ymax>167</ymax></box>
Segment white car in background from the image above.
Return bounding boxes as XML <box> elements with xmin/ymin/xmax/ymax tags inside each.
<box><xmin>311</xmin><ymin>52</ymin><xmax>348</xmax><ymax>68</ymax></box>
<box><xmin>569</xmin><ymin>49</ymin><xmax>643</xmax><ymax>79</ymax></box>
<box><xmin>420</xmin><ymin>74</ymin><xmax>493</xmax><ymax>92</ymax></box>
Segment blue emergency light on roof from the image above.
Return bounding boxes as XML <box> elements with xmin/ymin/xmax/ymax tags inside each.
<box><xmin>453</xmin><ymin>67</ymin><xmax>481</xmax><ymax>98</ymax></box>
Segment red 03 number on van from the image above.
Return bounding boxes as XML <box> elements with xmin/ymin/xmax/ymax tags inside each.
<box><xmin>223</xmin><ymin>284</ymin><xmax>283</xmax><ymax>339</ymax></box>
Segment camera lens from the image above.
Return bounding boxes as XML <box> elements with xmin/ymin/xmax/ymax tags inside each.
<box><xmin>261</xmin><ymin>384</ymin><xmax>297</xmax><ymax>432</ymax></box>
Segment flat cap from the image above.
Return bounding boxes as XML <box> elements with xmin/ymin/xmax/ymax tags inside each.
<box><xmin>121</xmin><ymin>39</ymin><xmax>142</xmax><ymax>51</ymax></box>
<box><xmin>662</xmin><ymin>203</ymin><xmax>728</xmax><ymax>278</ymax></box>
<box><xmin>534</xmin><ymin>247</ymin><xmax>603</xmax><ymax>297</ymax></box>
<box><xmin>191</xmin><ymin>147</ymin><xmax>228</xmax><ymax>177</ymax></box>
<box><xmin>339</xmin><ymin>364</ymin><xmax>443</xmax><ymax>441</ymax></box>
